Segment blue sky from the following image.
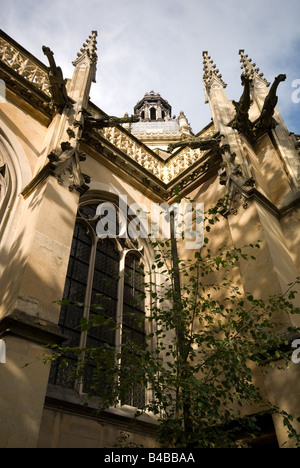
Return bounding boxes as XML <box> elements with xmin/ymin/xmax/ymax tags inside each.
<box><xmin>1</xmin><ymin>0</ymin><xmax>300</xmax><ymax>133</ymax></box>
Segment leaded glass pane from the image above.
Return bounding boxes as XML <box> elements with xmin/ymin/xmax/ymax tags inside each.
<box><xmin>89</xmin><ymin>238</ymin><xmax>119</xmax><ymax>345</ymax></box>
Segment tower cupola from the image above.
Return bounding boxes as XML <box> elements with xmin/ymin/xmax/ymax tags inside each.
<box><xmin>134</xmin><ymin>90</ymin><xmax>172</xmax><ymax>121</ymax></box>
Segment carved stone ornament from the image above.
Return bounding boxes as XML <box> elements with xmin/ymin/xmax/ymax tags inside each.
<box><xmin>212</xmin><ymin>137</ymin><xmax>256</xmax><ymax>217</ymax></box>
<box><xmin>48</xmin><ymin>141</ymin><xmax>90</xmax><ymax>194</ymax></box>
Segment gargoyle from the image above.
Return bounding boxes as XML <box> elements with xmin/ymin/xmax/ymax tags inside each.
<box><xmin>252</xmin><ymin>74</ymin><xmax>286</xmax><ymax>137</ymax></box>
<box><xmin>167</xmin><ymin>133</ymin><xmax>224</xmax><ymax>154</ymax></box>
<box><xmin>84</xmin><ymin>113</ymin><xmax>139</xmax><ymax>129</ymax></box>
<box><xmin>42</xmin><ymin>46</ymin><xmax>71</xmax><ymax>113</ymax></box>
<box><xmin>230</xmin><ymin>74</ymin><xmax>253</xmax><ymax>137</ymax></box>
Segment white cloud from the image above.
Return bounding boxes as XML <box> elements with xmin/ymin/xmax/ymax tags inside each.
<box><xmin>1</xmin><ymin>0</ymin><xmax>300</xmax><ymax>132</ymax></box>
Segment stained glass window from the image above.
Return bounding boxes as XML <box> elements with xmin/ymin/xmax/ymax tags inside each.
<box><xmin>49</xmin><ymin>200</ymin><xmax>146</xmax><ymax>408</ymax></box>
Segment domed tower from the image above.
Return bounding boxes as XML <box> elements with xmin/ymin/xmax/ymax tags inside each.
<box><xmin>124</xmin><ymin>91</ymin><xmax>193</xmax><ymax>157</ymax></box>
<box><xmin>134</xmin><ymin>90</ymin><xmax>172</xmax><ymax>121</ymax></box>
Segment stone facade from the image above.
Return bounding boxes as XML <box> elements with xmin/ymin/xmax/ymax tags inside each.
<box><xmin>0</xmin><ymin>29</ymin><xmax>300</xmax><ymax>448</ymax></box>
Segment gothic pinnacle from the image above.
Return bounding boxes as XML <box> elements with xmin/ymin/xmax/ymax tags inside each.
<box><xmin>202</xmin><ymin>51</ymin><xmax>227</xmax><ymax>89</ymax></box>
<box><xmin>239</xmin><ymin>49</ymin><xmax>270</xmax><ymax>86</ymax></box>
<box><xmin>73</xmin><ymin>30</ymin><xmax>98</xmax><ymax>66</ymax></box>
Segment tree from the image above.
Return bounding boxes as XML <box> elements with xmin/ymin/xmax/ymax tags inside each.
<box><xmin>46</xmin><ymin>197</ymin><xmax>300</xmax><ymax>448</ymax></box>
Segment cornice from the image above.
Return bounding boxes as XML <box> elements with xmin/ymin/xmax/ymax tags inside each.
<box><xmin>0</xmin><ymin>310</ymin><xmax>66</xmax><ymax>346</ymax></box>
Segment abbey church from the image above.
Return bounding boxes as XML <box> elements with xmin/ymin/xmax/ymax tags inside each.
<box><xmin>0</xmin><ymin>29</ymin><xmax>300</xmax><ymax>448</ymax></box>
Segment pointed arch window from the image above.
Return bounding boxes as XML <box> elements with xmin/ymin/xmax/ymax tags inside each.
<box><xmin>49</xmin><ymin>199</ymin><xmax>147</xmax><ymax>408</ymax></box>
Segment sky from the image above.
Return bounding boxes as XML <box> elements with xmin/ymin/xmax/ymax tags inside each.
<box><xmin>1</xmin><ymin>0</ymin><xmax>300</xmax><ymax>134</ymax></box>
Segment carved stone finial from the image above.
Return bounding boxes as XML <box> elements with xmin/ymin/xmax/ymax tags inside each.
<box><xmin>239</xmin><ymin>49</ymin><xmax>270</xmax><ymax>86</ymax></box>
<box><xmin>73</xmin><ymin>30</ymin><xmax>98</xmax><ymax>66</ymax></box>
<box><xmin>202</xmin><ymin>51</ymin><xmax>227</xmax><ymax>89</ymax></box>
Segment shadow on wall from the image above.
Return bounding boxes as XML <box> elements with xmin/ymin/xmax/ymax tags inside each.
<box><xmin>0</xmin><ymin>171</ymin><xmax>79</xmax><ymax>323</ymax></box>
